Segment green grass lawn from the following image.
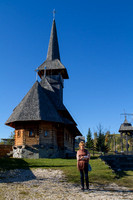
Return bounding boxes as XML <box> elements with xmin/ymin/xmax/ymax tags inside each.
<box><xmin>0</xmin><ymin>157</ymin><xmax>133</xmax><ymax>189</ymax></box>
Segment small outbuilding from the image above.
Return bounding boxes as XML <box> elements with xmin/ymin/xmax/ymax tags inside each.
<box><xmin>119</xmin><ymin>116</ymin><xmax>133</xmax><ymax>154</ymax></box>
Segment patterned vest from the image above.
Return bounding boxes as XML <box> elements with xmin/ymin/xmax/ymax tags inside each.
<box><xmin>77</xmin><ymin>149</ymin><xmax>88</xmax><ymax>170</ymax></box>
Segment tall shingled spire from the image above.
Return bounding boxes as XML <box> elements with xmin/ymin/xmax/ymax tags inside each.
<box><xmin>36</xmin><ymin>18</ymin><xmax>69</xmax><ymax>79</ymax></box>
<box><xmin>47</xmin><ymin>19</ymin><xmax>60</xmax><ymax>61</ymax></box>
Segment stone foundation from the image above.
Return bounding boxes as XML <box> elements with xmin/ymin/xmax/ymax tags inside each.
<box><xmin>13</xmin><ymin>145</ymin><xmax>75</xmax><ymax>159</ymax></box>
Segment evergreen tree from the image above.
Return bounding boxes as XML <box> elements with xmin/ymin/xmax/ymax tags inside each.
<box><xmin>93</xmin><ymin>132</ymin><xmax>97</xmax><ymax>147</ymax></box>
<box><xmin>96</xmin><ymin>124</ymin><xmax>109</xmax><ymax>154</ymax></box>
<box><xmin>7</xmin><ymin>132</ymin><xmax>15</xmax><ymax>145</ymax></box>
<box><xmin>86</xmin><ymin>128</ymin><xmax>94</xmax><ymax>151</ymax></box>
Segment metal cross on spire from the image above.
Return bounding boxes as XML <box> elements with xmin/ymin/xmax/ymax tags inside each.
<box><xmin>53</xmin><ymin>9</ymin><xmax>56</xmax><ymax>20</ymax></box>
<box><xmin>121</xmin><ymin>113</ymin><xmax>133</xmax><ymax>117</ymax></box>
<box><xmin>121</xmin><ymin>111</ymin><xmax>133</xmax><ymax>122</ymax></box>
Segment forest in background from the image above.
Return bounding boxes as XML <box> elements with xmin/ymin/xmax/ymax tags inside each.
<box><xmin>85</xmin><ymin>125</ymin><xmax>133</xmax><ymax>154</ymax></box>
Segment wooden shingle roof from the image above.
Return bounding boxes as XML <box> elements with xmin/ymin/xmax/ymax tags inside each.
<box><xmin>119</xmin><ymin>117</ymin><xmax>133</xmax><ymax>132</ymax></box>
<box><xmin>5</xmin><ymin>80</ymin><xmax>77</xmax><ymax>126</ymax></box>
<box><xmin>5</xmin><ymin>81</ymin><xmax>63</xmax><ymax>126</ymax></box>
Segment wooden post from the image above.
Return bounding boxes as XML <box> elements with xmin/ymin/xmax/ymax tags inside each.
<box><xmin>121</xmin><ymin>132</ymin><xmax>123</xmax><ymax>152</ymax></box>
<box><xmin>126</xmin><ymin>133</ymin><xmax>128</xmax><ymax>155</ymax></box>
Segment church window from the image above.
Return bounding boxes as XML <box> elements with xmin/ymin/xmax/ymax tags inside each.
<box><xmin>44</xmin><ymin>130</ymin><xmax>48</xmax><ymax>136</ymax></box>
<box><xmin>29</xmin><ymin>130</ymin><xmax>35</xmax><ymax>137</ymax></box>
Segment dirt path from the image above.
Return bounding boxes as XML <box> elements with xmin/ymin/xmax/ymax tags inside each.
<box><xmin>0</xmin><ymin>169</ymin><xmax>133</xmax><ymax>200</ymax></box>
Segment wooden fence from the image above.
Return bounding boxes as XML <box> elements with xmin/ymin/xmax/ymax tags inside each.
<box><xmin>0</xmin><ymin>145</ymin><xmax>12</xmax><ymax>157</ymax></box>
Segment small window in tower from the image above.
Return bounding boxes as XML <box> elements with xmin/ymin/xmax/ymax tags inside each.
<box><xmin>29</xmin><ymin>130</ymin><xmax>35</xmax><ymax>137</ymax></box>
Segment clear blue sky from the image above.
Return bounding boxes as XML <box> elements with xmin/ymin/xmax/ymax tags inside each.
<box><xmin>0</xmin><ymin>0</ymin><xmax>133</xmax><ymax>140</ymax></box>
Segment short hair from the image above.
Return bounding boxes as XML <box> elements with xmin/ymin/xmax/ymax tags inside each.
<box><xmin>79</xmin><ymin>141</ymin><xmax>85</xmax><ymax>147</ymax></box>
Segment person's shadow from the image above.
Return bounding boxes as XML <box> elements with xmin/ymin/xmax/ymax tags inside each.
<box><xmin>0</xmin><ymin>158</ymin><xmax>36</xmax><ymax>183</ymax></box>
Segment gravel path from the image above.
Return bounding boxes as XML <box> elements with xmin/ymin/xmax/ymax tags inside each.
<box><xmin>0</xmin><ymin>169</ymin><xmax>133</xmax><ymax>200</ymax></box>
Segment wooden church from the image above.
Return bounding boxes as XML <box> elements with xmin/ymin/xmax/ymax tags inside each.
<box><xmin>5</xmin><ymin>19</ymin><xmax>81</xmax><ymax>158</ymax></box>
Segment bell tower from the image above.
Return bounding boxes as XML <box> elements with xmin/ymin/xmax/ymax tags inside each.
<box><xmin>36</xmin><ymin>19</ymin><xmax>68</xmax><ymax>103</ymax></box>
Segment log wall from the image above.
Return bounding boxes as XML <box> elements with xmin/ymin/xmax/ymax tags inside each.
<box><xmin>39</xmin><ymin>123</ymin><xmax>57</xmax><ymax>146</ymax></box>
<box><xmin>13</xmin><ymin>122</ymin><xmax>75</xmax><ymax>158</ymax></box>
<box><xmin>14</xmin><ymin>122</ymin><xmax>58</xmax><ymax>147</ymax></box>
<box><xmin>64</xmin><ymin>128</ymin><xmax>73</xmax><ymax>151</ymax></box>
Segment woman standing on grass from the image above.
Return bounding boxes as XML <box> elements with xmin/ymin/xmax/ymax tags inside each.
<box><xmin>77</xmin><ymin>141</ymin><xmax>90</xmax><ymax>191</ymax></box>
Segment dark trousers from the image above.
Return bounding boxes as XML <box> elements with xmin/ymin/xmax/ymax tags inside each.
<box><xmin>80</xmin><ymin>164</ymin><xmax>89</xmax><ymax>189</ymax></box>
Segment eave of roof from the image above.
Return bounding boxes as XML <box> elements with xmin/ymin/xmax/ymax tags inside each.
<box><xmin>119</xmin><ymin>125</ymin><xmax>133</xmax><ymax>132</ymax></box>
<box><xmin>36</xmin><ymin>59</ymin><xmax>69</xmax><ymax>79</ymax></box>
